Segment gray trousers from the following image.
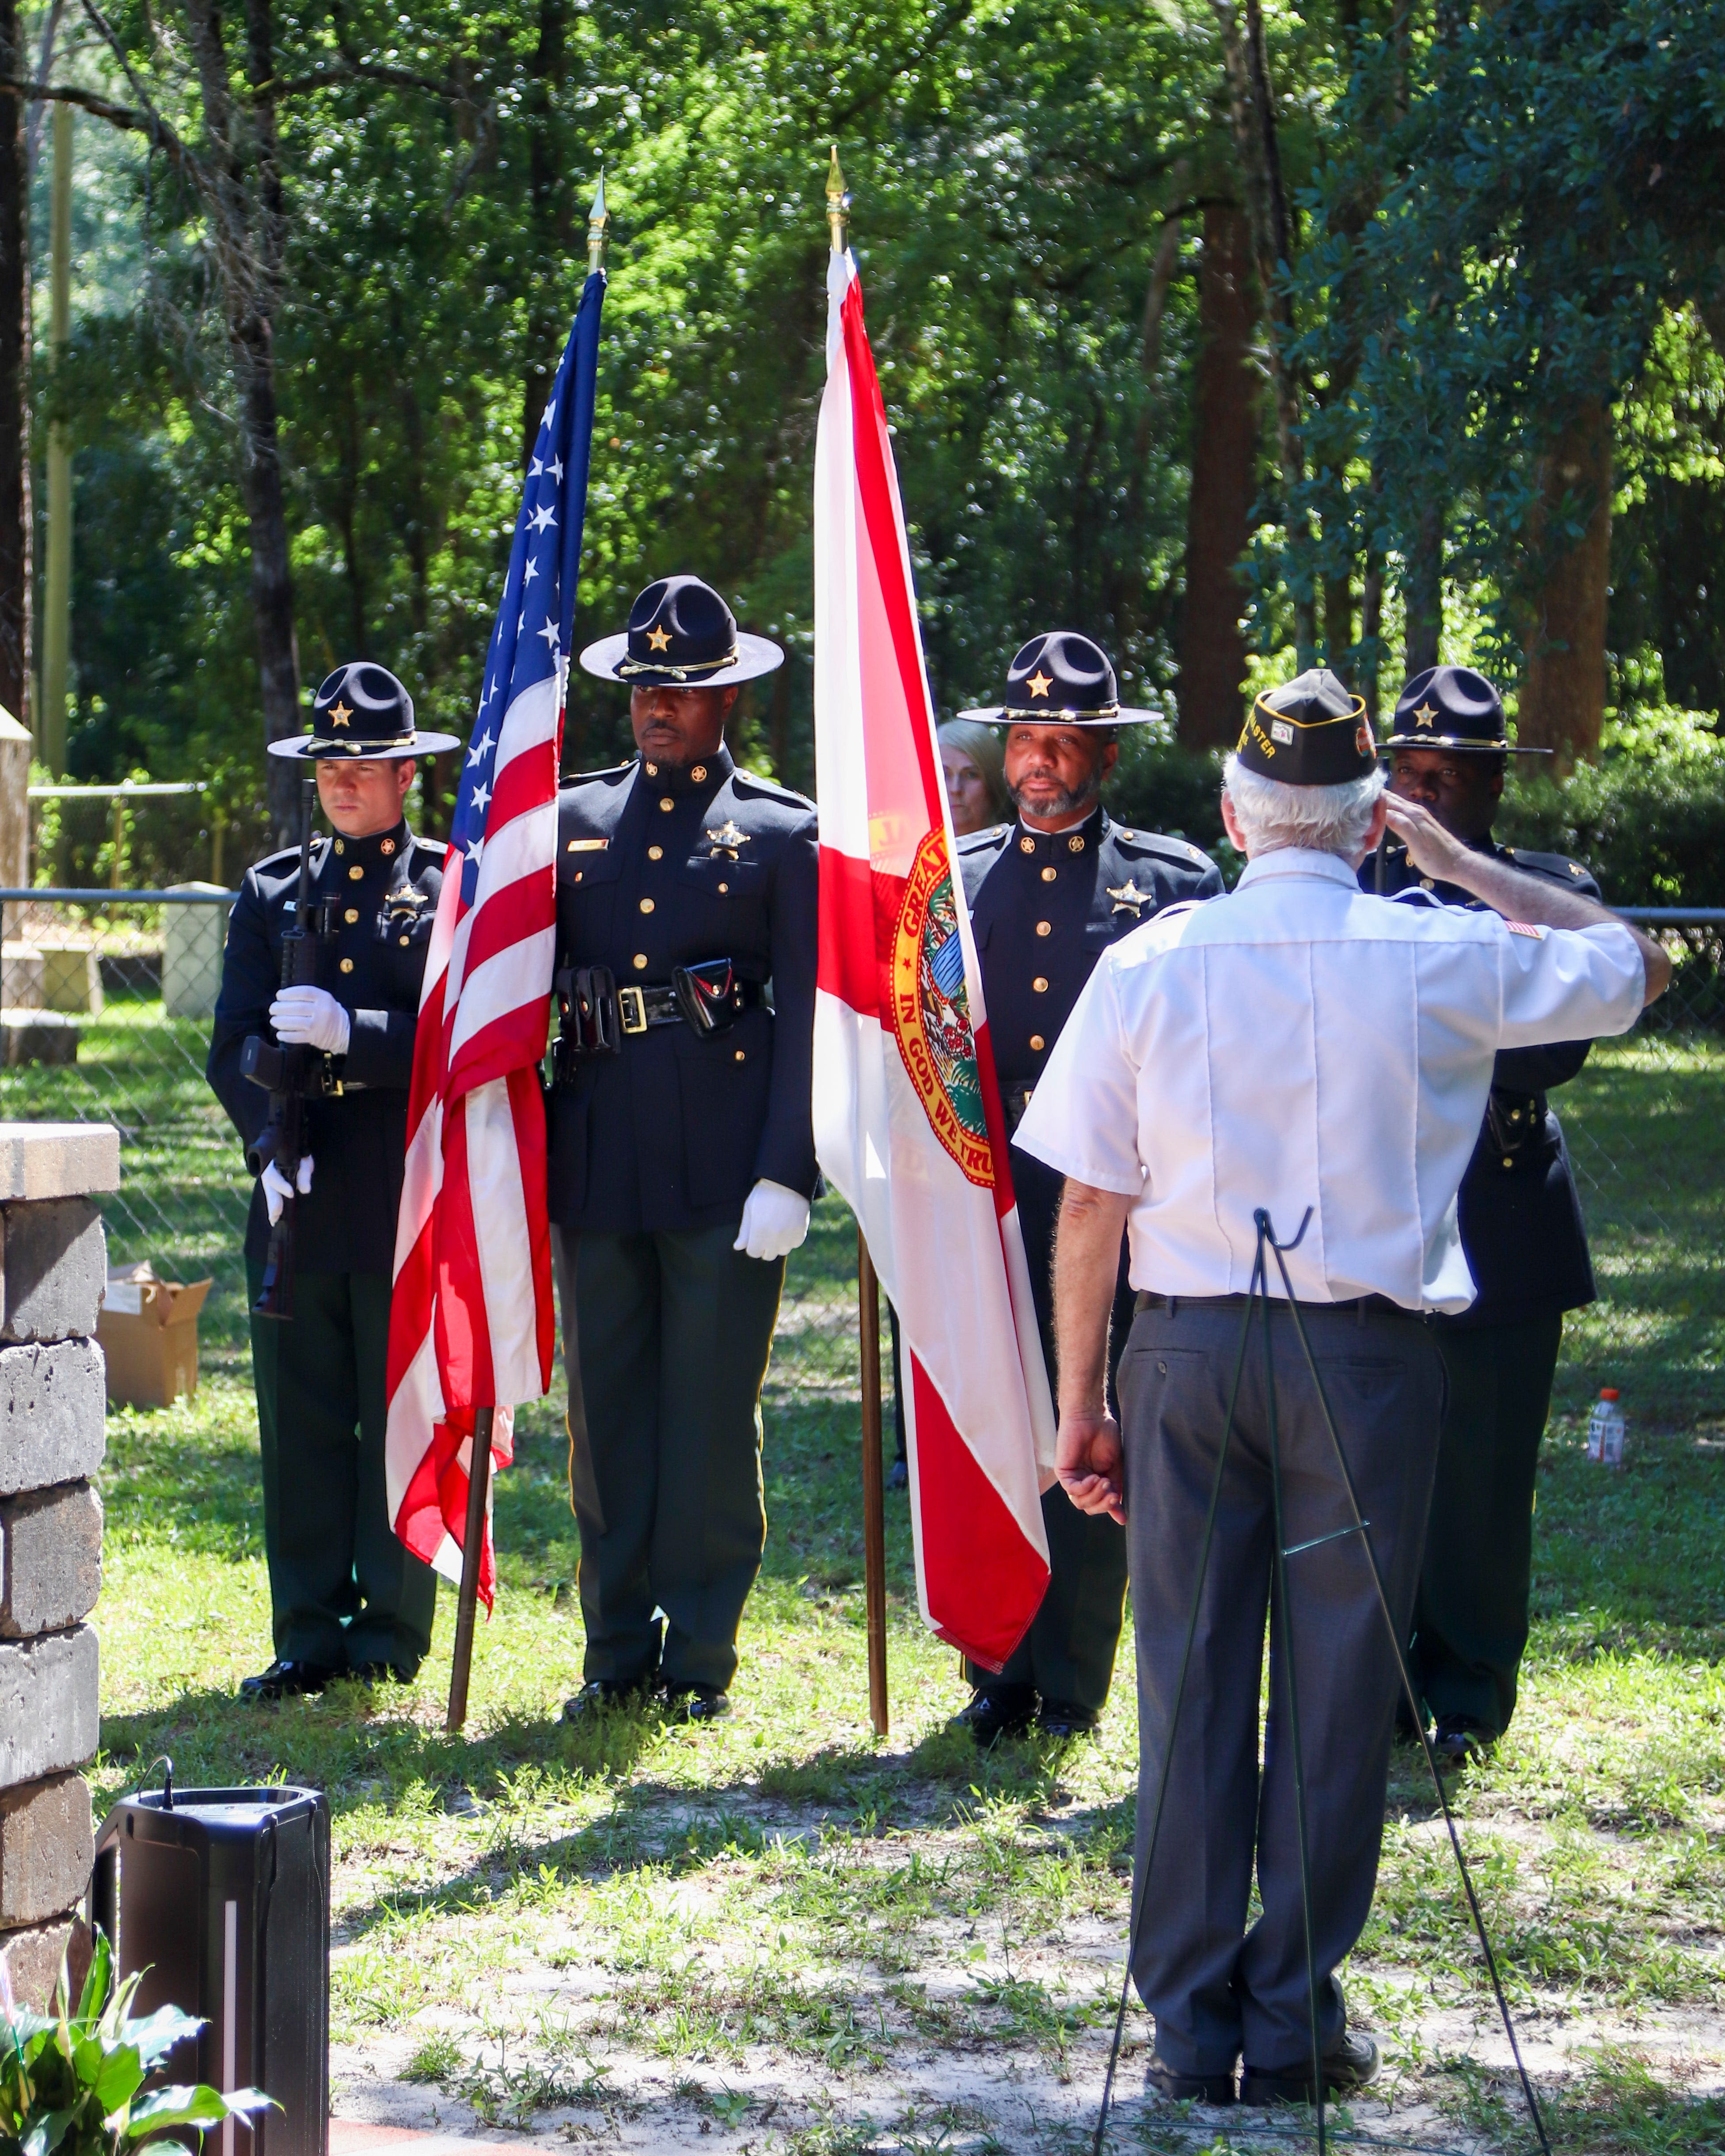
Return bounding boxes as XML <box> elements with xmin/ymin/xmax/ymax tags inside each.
<box><xmin>1121</xmin><ymin>1296</ymin><xmax>1444</xmax><ymax>2075</ymax></box>
<box><xmin>552</xmin><ymin>1222</ymin><xmax>785</xmax><ymax>1692</ymax></box>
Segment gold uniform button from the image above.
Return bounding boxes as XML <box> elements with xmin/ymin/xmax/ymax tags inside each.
<box><xmin>1068</xmin><ymin>834</ymin><xmax>1085</xmax><ymax>853</ymax></box>
<box><xmin>334</xmin><ymin>839</ymin><xmax>345</xmax><ymax>855</ymax></box>
<box><xmin>1421</xmin><ymin>877</ymin><xmax>1435</xmax><ymax>890</ymax></box>
<box><xmin>399</xmin><ymin>934</ymin><xmax>410</xmax><ymax>946</ymax></box>
<box><xmin>1041</xmin><ymin>866</ymin><xmax>1057</xmax><ymax>882</ymax></box>
<box><xmin>349</xmin><ymin>865</ymin><xmax>364</xmax><ymax>881</ymax></box>
<box><xmin>733</xmin><ymin>1049</ymin><xmax>746</xmax><ymax>1063</ymax></box>
<box><xmin>1036</xmin><ymin>920</ymin><xmax>1052</xmax><ymax>937</ymax></box>
<box><xmin>648</xmin><ymin>845</ymin><xmax>664</xmax><ymax>861</ymax></box>
<box><xmin>344</xmin><ymin>907</ymin><xmax>358</xmax><ymax>924</ymax></box>
<box><xmin>660</xmin><ymin>797</ymin><xmax>675</xmax><ymax>813</ymax></box>
<box><xmin>1019</xmin><ymin>835</ymin><xmax>1036</xmax><ymax>854</ymax></box>
<box><xmin>340</xmin><ymin>957</ymin><xmax>354</xmax><ymax>974</ymax></box>
<box><xmin>718</xmin><ymin>882</ymin><xmax>729</xmax><ymax>894</ymax></box>
<box><xmin>1030</xmin><ymin>1033</ymin><xmax>1045</xmax><ymax>1051</ymax></box>
<box><xmin>692</xmin><ymin>764</ymin><xmax>707</xmax><ymax>782</ymax></box>
<box><xmin>632</xmin><ymin>954</ymin><xmax>648</xmax><ymax>971</ymax></box>
<box><xmin>1032</xmin><ymin>976</ymin><xmax>1048</xmax><ymax>993</ymax></box>
<box><xmin>639</xmin><ymin>898</ymin><xmax>655</xmax><ymax>914</ymax></box>
<box><xmin>645</xmin><ymin>762</ymin><xmax>658</xmax><ymax>777</ymax></box>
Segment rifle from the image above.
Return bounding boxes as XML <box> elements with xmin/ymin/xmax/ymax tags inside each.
<box><xmin>239</xmin><ymin>777</ymin><xmax>339</xmax><ymax>1321</ymax></box>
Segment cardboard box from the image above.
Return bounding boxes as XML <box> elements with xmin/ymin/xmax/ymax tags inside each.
<box><xmin>97</xmin><ymin>1263</ymin><xmax>213</xmax><ymax>1409</ymax></box>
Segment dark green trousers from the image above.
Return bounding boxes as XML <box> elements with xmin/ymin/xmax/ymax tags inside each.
<box><xmin>1409</xmin><ymin>1313</ymin><xmax>1564</xmax><ymax>1736</ymax></box>
<box><xmin>553</xmin><ymin>1222</ymin><xmax>785</xmax><ymax>1693</ymax></box>
<box><xmin>247</xmin><ymin>1263</ymin><xmax>437</xmax><ymax>1674</ymax></box>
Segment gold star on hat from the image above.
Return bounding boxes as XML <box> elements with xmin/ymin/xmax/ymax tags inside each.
<box><xmin>1413</xmin><ymin>703</ymin><xmax>1436</xmax><ymax>728</ymax></box>
<box><xmin>1108</xmin><ymin>878</ymin><xmax>1151</xmax><ymax>915</ymax></box>
<box><xmin>329</xmin><ymin>701</ymin><xmax>353</xmax><ymax>727</ymax></box>
<box><xmin>1027</xmin><ymin>670</ymin><xmax>1053</xmax><ymax>699</ymax></box>
<box><xmin>646</xmin><ymin>624</ymin><xmax>673</xmax><ymax>652</ymax></box>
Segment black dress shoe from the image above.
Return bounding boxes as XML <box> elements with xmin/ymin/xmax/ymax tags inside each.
<box><xmin>239</xmin><ymin>1659</ymin><xmax>337</xmax><ymax>1702</ymax></box>
<box><xmin>561</xmin><ymin>1676</ymin><xmax>658</xmax><ymax>1723</ymax></box>
<box><xmin>664</xmin><ymin>1683</ymin><xmax>731</xmax><ymax>1723</ymax></box>
<box><xmin>1035</xmin><ymin>1698</ymin><xmax>1099</xmax><ymax>1741</ymax></box>
<box><xmin>1432</xmin><ymin>1714</ymin><xmax>1492</xmax><ymax>1768</ymax></box>
<box><xmin>1241</xmin><ymin>2029</ymin><xmax>1380</xmax><ymax>2105</ymax></box>
<box><xmin>954</xmin><ymin>1687</ymin><xmax>1037</xmax><ymax>1748</ymax></box>
<box><xmin>1147</xmin><ymin>2050</ymin><xmax>1237</xmax><ymax>2105</ymax></box>
<box><xmin>347</xmin><ymin>1661</ymin><xmax>416</xmax><ymax>1687</ymax></box>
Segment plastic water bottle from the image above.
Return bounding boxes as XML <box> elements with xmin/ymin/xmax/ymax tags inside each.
<box><xmin>1586</xmin><ymin>1388</ymin><xmax>1625</xmax><ymax>1468</ymax></box>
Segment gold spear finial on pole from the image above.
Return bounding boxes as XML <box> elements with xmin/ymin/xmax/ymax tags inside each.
<box><xmin>587</xmin><ymin>168</ymin><xmax>610</xmax><ymax>275</ymax></box>
<box><xmin>826</xmin><ymin>144</ymin><xmax>850</xmax><ymax>255</ymax></box>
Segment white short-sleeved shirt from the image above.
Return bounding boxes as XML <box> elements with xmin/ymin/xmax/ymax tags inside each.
<box><xmin>1013</xmin><ymin>848</ymin><xmax>1646</xmax><ymax>1313</ymax></box>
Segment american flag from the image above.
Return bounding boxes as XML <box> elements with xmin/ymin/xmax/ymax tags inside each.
<box><xmin>384</xmin><ymin>268</ymin><xmax>606</xmax><ymax>1606</ymax></box>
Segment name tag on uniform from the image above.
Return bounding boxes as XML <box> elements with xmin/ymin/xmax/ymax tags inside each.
<box><xmin>566</xmin><ymin>837</ymin><xmax>610</xmax><ymax>852</ymax></box>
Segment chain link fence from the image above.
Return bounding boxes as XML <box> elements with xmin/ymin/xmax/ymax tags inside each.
<box><xmin>1</xmin><ymin>888</ymin><xmax>1720</xmax><ymax>1424</ymax></box>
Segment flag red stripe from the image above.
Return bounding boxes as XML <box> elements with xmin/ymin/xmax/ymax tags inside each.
<box><xmin>910</xmin><ymin>1352</ymin><xmax>1048</xmax><ymax>1671</ymax></box>
<box><xmin>432</xmin><ymin>1093</ymin><xmax>499</xmax><ymax>1413</ymax></box>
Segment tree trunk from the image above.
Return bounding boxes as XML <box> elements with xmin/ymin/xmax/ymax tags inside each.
<box><xmin>1403</xmin><ymin>501</ymin><xmax>1443</xmax><ymax>676</ymax></box>
<box><xmin>1519</xmin><ymin>398</ymin><xmax>1611</xmax><ymax>765</ymax></box>
<box><xmin>1177</xmin><ymin>204</ymin><xmax>1260</xmax><ymax>752</ymax></box>
<box><xmin>0</xmin><ymin>0</ymin><xmax>31</xmax><ymax>733</ymax></box>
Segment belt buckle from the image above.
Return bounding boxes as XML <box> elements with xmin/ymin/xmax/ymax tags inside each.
<box><xmin>618</xmin><ymin>985</ymin><xmax>648</xmax><ymax>1036</ymax></box>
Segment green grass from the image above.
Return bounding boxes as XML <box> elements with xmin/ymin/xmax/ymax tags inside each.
<box><xmin>87</xmin><ymin>1165</ymin><xmax>1725</xmax><ymax>2154</ymax></box>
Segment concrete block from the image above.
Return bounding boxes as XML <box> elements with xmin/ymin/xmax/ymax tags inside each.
<box><xmin>0</xmin><ymin>944</ymin><xmax>43</xmax><ymax>1012</ymax></box>
<box><xmin>0</xmin><ymin>1013</ymin><xmax>77</xmax><ymax>1067</ymax></box>
<box><xmin>0</xmin><ymin>1627</ymin><xmax>98</xmax><ymax>1787</ymax></box>
<box><xmin>0</xmin><ymin>1911</ymin><xmax>91</xmax><ymax>2012</ymax></box>
<box><xmin>0</xmin><ymin>1484</ymin><xmax>102</xmax><ymax>1636</ymax></box>
<box><xmin>0</xmin><ymin>1126</ymin><xmax>120</xmax><ymax>1202</ymax></box>
<box><xmin>35</xmin><ymin>946</ymin><xmax>103</xmax><ymax>1017</ymax></box>
<box><xmin>0</xmin><ymin>1772</ymin><xmax>93</xmax><ymax>1928</ymax></box>
<box><xmin>0</xmin><ymin>1340</ymin><xmax>106</xmax><ymax>1496</ymax></box>
<box><xmin>0</xmin><ymin>1198</ymin><xmax>106</xmax><ymax>1342</ymax></box>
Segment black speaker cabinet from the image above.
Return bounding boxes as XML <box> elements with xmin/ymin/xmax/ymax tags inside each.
<box><xmin>91</xmin><ymin>1787</ymin><xmax>330</xmax><ymax>2156</ymax></box>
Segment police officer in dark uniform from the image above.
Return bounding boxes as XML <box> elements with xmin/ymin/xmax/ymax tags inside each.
<box><xmin>952</xmin><ymin>632</ymin><xmax>1223</xmax><ymax>1743</ymax></box>
<box><xmin>1367</xmin><ymin>663</ymin><xmax>1600</xmax><ymax>1764</ymax></box>
<box><xmin>548</xmin><ymin>576</ymin><xmax>819</xmax><ymax>1726</ymax></box>
<box><xmin>208</xmin><ymin>664</ymin><xmax>460</xmax><ymax>1700</ymax></box>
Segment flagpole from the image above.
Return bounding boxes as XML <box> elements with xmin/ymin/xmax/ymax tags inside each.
<box><xmin>446</xmin><ymin>1408</ymin><xmax>495</xmax><ymax>1733</ymax></box>
<box><xmin>858</xmin><ymin>1232</ymin><xmax>889</xmax><ymax>1738</ymax></box>
<box><xmin>828</xmin><ymin>142</ymin><xmax>888</xmax><ymax>1739</ymax></box>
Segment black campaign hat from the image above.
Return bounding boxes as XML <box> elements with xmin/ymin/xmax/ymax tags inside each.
<box><xmin>579</xmin><ymin>574</ymin><xmax>783</xmax><ymax>688</ymax></box>
<box><xmin>956</xmin><ymin>630</ymin><xmax>1160</xmax><ymax>726</ymax></box>
<box><xmin>268</xmin><ymin>663</ymin><xmax>460</xmax><ymax>760</ymax></box>
<box><xmin>1383</xmin><ymin>664</ymin><xmax>1550</xmax><ymax>754</ymax></box>
<box><xmin>1235</xmin><ymin>668</ymin><xmax>1377</xmax><ymax>785</ymax></box>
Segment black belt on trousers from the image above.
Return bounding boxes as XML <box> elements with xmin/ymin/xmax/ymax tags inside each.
<box><xmin>1135</xmin><ymin>1289</ymin><xmax>1432</xmax><ymax>1324</ymax></box>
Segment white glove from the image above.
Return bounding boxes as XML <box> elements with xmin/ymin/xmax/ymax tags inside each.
<box><xmin>270</xmin><ymin>986</ymin><xmax>351</xmax><ymax>1056</ymax></box>
<box><xmin>733</xmin><ymin>1178</ymin><xmax>810</xmax><ymax>1261</ymax></box>
<box><xmin>260</xmin><ymin>1154</ymin><xmax>314</xmax><ymax>1225</ymax></box>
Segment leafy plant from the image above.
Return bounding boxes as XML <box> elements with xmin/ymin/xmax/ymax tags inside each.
<box><xmin>0</xmin><ymin>1932</ymin><xmax>271</xmax><ymax>2156</ymax></box>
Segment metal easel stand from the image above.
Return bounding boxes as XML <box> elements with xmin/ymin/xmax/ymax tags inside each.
<box><xmin>1091</xmin><ymin>1209</ymin><xmax>1553</xmax><ymax>2156</ymax></box>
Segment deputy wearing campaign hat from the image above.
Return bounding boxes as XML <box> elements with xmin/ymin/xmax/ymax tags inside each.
<box><xmin>207</xmin><ymin>662</ymin><xmax>456</xmax><ymax>1699</ymax></box>
<box><xmin>549</xmin><ymin>576</ymin><xmax>818</xmax><ymax>1727</ymax></box>
<box><xmin>1367</xmin><ymin>664</ymin><xmax>1599</xmax><ymax>1767</ymax></box>
<box><xmin>950</xmin><ymin>630</ymin><xmax>1222</xmax><ymax>1746</ymax></box>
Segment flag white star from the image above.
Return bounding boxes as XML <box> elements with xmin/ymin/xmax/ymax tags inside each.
<box><xmin>542</xmin><ymin>399</ymin><xmax>556</xmax><ymax>433</ymax></box>
<box><xmin>465</xmin><ymin>833</ymin><xmax>485</xmax><ymax>866</ymax></box>
<box><xmin>518</xmin><ymin>613</ymin><xmax>526</xmax><ymax>636</ymax></box>
<box><xmin>523</xmin><ymin>557</ymin><xmax>539</xmax><ymax>586</ymax></box>
<box><xmin>536</xmin><ymin>618</ymin><xmax>561</xmax><ymax>653</ymax></box>
<box><xmin>529</xmin><ymin>455</ymin><xmax>544</xmax><ymax>479</ymax></box>
<box><xmin>529</xmin><ymin>503</ymin><xmax>557</xmax><ymax>534</ymax></box>
<box><xmin>471</xmin><ymin>779</ymin><xmax>492</xmax><ymax>816</ymax></box>
<box><xmin>467</xmin><ymin>727</ymin><xmax>494</xmax><ymax>768</ymax></box>
<box><xmin>550</xmin><ymin>455</ymin><xmax>564</xmax><ymax>484</ymax></box>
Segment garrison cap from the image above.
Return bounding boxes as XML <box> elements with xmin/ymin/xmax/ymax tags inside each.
<box><xmin>1236</xmin><ymin>668</ymin><xmax>1376</xmax><ymax>785</ymax></box>
<box><xmin>1384</xmin><ymin>664</ymin><xmax>1550</xmax><ymax>754</ymax></box>
<box><xmin>957</xmin><ymin>629</ymin><xmax>1161</xmax><ymax>726</ymax></box>
<box><xmin>579</xmin><ymin>574</ymin><xmax>783</xmax><ymax>689</ymax></box>
<box><xmin>268</xmin><ymin>662</ymin><xmax>460</xmax><ymax>760</ymax></box>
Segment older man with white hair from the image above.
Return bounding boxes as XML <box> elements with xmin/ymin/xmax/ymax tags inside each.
<box><xmin>1014</xmin><ymin>669</ymin><xmax>1669</xmax><ymax>2108</ymax></box>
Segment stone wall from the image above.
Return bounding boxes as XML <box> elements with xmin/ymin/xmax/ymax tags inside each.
<box><xmin>0</xmin><ymin>1123</ymin><xmax>117</xmax><ymax>2008</ymax></box>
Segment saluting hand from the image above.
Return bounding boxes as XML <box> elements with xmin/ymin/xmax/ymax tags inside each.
<box><xmin>1380</xmin><ymin>795</ymin><xmax>1473</xmax><ymax>885</ymax></box>
<box><xmin>1056</xmin><ymin>1409</ymin><xmax>1126</xmax><ymax>1525</ymax></box>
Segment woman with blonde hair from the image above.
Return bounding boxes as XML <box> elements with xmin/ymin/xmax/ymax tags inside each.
<box><xmin>938</xmin><ymin>718</ymin><xmax>1011</xmax><ymax>835</ymax></box>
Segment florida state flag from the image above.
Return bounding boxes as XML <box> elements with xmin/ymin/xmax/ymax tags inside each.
<box><xmin>812</xmin><ymin>243</ymin><xmax>1053</xmax><ymax>1670</ymax></box>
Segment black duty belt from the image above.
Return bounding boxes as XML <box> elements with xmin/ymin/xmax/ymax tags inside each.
<box><xmin>1136</xmin><ymin>1290</ymin><xmax>1432</xmax><ymax>1326</ymax></box>
<box><xmin>551</xmin><ymin>958</ymin><xmax>763</xmax><ymax>1084</ymax></box>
